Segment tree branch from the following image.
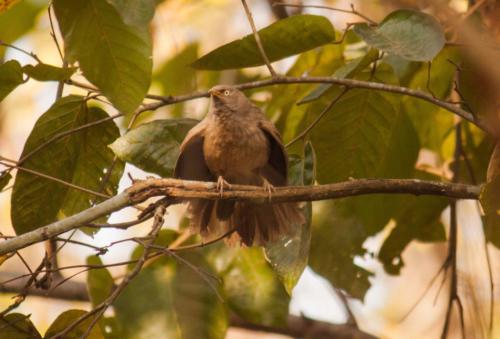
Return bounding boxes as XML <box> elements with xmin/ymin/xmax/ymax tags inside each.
<box><xmin>142</xmin><ymin>76</ymin><xmax>489</xmax><ymax>134</ymax></box>
<box><xmin>241</xmin><ymin>0</ymin><xmax>277</xmax><ymax>77</ymax></box>
<box><xmin>0</xmin><ymin>178</ymin><xmax>480</xmax><ymax>256</ymax></box>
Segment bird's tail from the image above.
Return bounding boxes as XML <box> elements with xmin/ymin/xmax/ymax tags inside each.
<box><xmin>187</xmin><ymin>199</ymin><xmax>304</xmax><ymax>246</ymax></box>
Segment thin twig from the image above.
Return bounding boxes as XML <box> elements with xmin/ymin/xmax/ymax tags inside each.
<box><xmin>272</xmin><ymin>2</ymin><xmax>377</xmax><ymax>24</ymax></box>
<box><xmin>0</xmin><ymin>161</ymin><xmax>109</xmax><ymax>199</ymax></box>
<box><xmin>49</xmin><ymin>204</ymin><xmax>167</xmax><ymax>339</ymax></box>
<box><xmin>441</xmin><ymin>122</ymin><xmax>463</xmax><ymax>339</ymax></box>
<box><xmin>286</xmin><ymin>87</ymin><xmax>349</xmax><ymax>147</ymax></box>
<box><xmin>241</xmin><ymin>0</ymin><xmax>277</xmax><ymax>77</ymax></box>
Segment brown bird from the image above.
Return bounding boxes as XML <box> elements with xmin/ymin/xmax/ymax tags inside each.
<box><xmin>174</xmin><ymin>85</ymin><xmax>304</xmax><ymax>246</ymax></box>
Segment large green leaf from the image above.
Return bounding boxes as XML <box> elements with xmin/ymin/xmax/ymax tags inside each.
<box><xmin>53</xmin><ymin>0</ymin><xmax>152</xmax><ymax>114</ymax></box>
<box><xmin>109</xmin><ymin>119</ymin><xmax>198</xmax><ymax>177</ymax></box>
<box><xmin>354</xmin><ymin>9</ymin><xmax>445</xmax><ymax>61</ymax></box>
<box><xmin>192</xmin><ymin>14</ymin><xmax>335</xmax><ymax>70</ymax></box>
<box><xmin>265</xmin><ymin>147</ymin><xmax>314</xmax><ymax>294</ymax></box>
<box><xmin>0</xmin><ymin>313</ymin><xmax>41</xmax><ymax>339</ymax></box>
<box><xmin>11</xmin><ymin>96</ymin><xmax>122</xmax><ymax>234</ymax></box>
<box><xmin>222</xmin><ymin>247</ymin><xmax>289</xmax><ymax>327</ymax></box>
<box><xmin>114</xmin><ymin>251</ymin><xmax>227</xmax><ymax>339</ymax></box>
<box><xmin>311</xmin><ymin>64</ymin><xmax>401</xmax><ymax>184</ymax></box>
<box><xmin>44</xmin><ymin>309</ymin><xmax>104</xmax><ymax>339</ymax></box>
<box><xmin>60</xmin><ymin>107</ymin><xmax>124</xmax><ymax>224</ymax></box>
<box><xmin>22</xmin><ymin>63</ymin><xmax>76</xmax><ymax>82</ymax></box>
<box><xmin>0</xmin><ymin>60</ymin><xmax>23</xmax><ymax>101</ymax></box>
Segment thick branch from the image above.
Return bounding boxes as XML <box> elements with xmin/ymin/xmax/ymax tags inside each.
<box><xmin>0</xmin><ymin>178</ymin><xmax>480</xmax><ymax>256</ymax></box>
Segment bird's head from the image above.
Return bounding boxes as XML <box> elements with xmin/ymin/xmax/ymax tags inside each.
<box><xmin>209</xmin><ymin>85</ymin><xmax>251</xmax><ymax>113</ymax></box>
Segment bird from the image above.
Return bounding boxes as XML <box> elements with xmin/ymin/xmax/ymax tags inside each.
<box><xmin>174</xmin><ymin>84</ymin><xmax>305</xmax><ymax>246</ymax></box>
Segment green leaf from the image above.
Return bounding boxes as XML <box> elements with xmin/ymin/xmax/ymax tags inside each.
<box><xmin>354</xmin><ymin>9</ymin><xmax>445</xmax><ymax>61</ymax></box>
<box><xmin>299</xmin><ymin>48</ymin><xmax>379</xmax><ymax>104</ymax></box>
<box><xmin>44</xmin><ymin>309</ymin><xmax>104</xmax><ymax>339</ymax></box>
<box><xmin>311</xmin><ymin>64</ymin><xmax>402</xmax><ymax>184</ymax></box>
<box><xmin>309</xmin><ymin>200</ymin><xmax>373</xmax><ymax>300</ymax></box>
<box><xmin>114</xmin><ymin>252</ymin><xmax>227</xmax><ymax>339</ymax></box>
<box><xmin>0</xmin><ymin>171</ymin><xmax>12</xmax><ymax>190</ymax></box>
<box><xmin>222</xmin><ymin>247</ymin><xmax>289</xmax><ymax>326</ymax></box>
<box><xmin>192</xmin><ymin>14</ymin><xmax>335</xmax><ymax>70</ymax></box>
<box><xmin>265</xmin><ymin>147</ymin><xmax>314</xmax><ymax>294</ymax></box>
<box><xmin>53</xmin><ymin>0</ymin><xmax>152</xmax><ymax>114</ymax></box>
<box><xmin>11</xmin><ymin>96</ymin><xmax>122</xmax><ymax>234</ymax></box>
<box><xmin>60</xmin><ymin>107</ymin><xmax>124</xmax><ymax>231</ymax></box>
<box><xmin>0</xmin><ymin>313</ymin><xmax>41</xmax><ymax>339</ymax></box>
<box><xmin>0</xmin><ymin>60</ymin><xmax>23</xmax><ymax>101</ymax></box>
<box><xmin>22</xmin><ymin>63</ymin><xmax>76</xmax><ymax>82</ymax></box>
<box><xmin>109</xmin><ymin>119</ymin><xmax>198</xmax><ymax>177</ymax></box>
<box><xmin>87</xmin><ymin>255</ymin><xmax>114</xmax><ymax>307</ymax></box>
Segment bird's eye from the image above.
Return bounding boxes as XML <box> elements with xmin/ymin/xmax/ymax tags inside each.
<box><xmin>224</xmin><ymin>90</ymin><xmax>230</xmax><ymax>96</ymax></box>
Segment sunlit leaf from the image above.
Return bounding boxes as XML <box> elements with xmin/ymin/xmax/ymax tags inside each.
<box><xmin>109</xmin><ymin>119</ymin><xmax>198</xmax><ymax>177</ymax></box>
<box><xmin>223</xmin><ymin>247</ymin><xmax>289</xmax><ymax>326</ymax></box>
<box><xmin>53</xmin><ymin>0</ymin><xmax>152</xmax><ymax>114</ymax></box>
<box><xmin>0</xmin><ymin>313</ymin><xmax>41</xmax><ymax>339</ymax></box>
<box><xmin>192</xmin><ymin>14</ymin><xmax>335</xmax><ymax>70</ymax></box>
<box><xmin>11</xmin><ymin>96</ymin><xmax>122</xmax><ymax>234</ymax></box>
<box><xmin>23</xmin><ymin>63</ymin><xmax>76</xmax><ymax>82</ymax></box>
<box><xmin>0</xmin><ymin>59</ymin><xmax>23</xmax><ymax>101</ymax></box>
<box><xmin>114</xmin><ymin>251</ymin><xmax>227</xmax><ymax>339</ymax></box>
<box><xmin>354</xmin><ymin>9</ymin><xmax>445</xmax><ymax>61</ymax></box>
<box><xmin>44</xmin><ymin>309</ymin><xmax>104</xmax><ymax>339</ymax></box>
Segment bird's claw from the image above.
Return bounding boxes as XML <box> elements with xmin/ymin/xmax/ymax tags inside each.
<box><xmin>216</xmin><ymin>176</ymin><xmax>231</xmax><ymax>198</ymax></box>
<box><xmin>263</xmin><ymin>179</ymin><xmax>275</xmax><ymax>201</ymax></box>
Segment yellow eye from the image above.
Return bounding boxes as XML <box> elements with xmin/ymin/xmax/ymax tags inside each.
<box><xmin>224</xmin><ymin>90</ymin><xmax>230</xmax><ymax>96</ymax></box>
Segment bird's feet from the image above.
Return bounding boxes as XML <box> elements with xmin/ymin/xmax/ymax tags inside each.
<box><xmin>262</xmin><ymin>178</ymin><xmax>275</xmax><ymax>201</ymax></box>
<box><xmin>216</xmin><ymin>176</ymin><xmax>231</xmax><ymax>198</ymax></box>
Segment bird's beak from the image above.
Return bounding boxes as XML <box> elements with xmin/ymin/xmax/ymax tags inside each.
<box><xmin>209</xmin><ymin>89</ymin><xmax>222</xmax><ymax>98</ymax></box>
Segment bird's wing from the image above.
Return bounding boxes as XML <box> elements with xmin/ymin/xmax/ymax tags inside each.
<box><xmin>174</xmin><ymin>121</ymin><xmax>214</xmax><ymax>181</ymax></box>
<box><xmin>259</xmin><ymin>119</ymin><xmax>288</xmax><ymax>186</ymax></box>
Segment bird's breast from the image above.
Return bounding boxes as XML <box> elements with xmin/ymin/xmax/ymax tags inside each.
<box><xmin>203</xmin><ymin>119</ymin><xmax>269</xmax><ymax>182</ymax></box>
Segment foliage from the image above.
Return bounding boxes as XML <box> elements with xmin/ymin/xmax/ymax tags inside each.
<box><xmin>0</xmin><ymin>1</ymin><xmax>496</xmax><ymax>338</ymax></box>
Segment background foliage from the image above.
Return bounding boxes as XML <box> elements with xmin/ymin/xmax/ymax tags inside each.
<box><xmin>0</xmin><ymin>0</ymin><xmax>498</xmax><ymax>338</ymax></box>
